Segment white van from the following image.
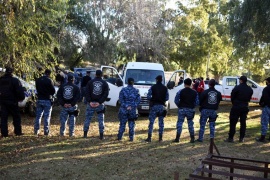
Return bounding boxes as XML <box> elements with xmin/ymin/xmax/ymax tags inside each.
<box><xmin>101</xmin><ymin>62</ymin><xmax>185</xmax><ymax>113</ymax></box>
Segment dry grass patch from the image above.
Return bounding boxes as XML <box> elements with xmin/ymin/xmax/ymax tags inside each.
<box><xmin>0</xmin><ymin>101</ymin><xmax>269</xmax><ymax>179</ymax></box>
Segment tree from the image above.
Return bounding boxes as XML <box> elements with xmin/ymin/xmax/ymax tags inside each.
<box><xmin>0</xmin><ymin>0</ymin><xmax>69</xmax><ymax>79</ymax></box>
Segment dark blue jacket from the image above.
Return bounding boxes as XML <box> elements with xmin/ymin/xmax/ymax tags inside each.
<box><xmin>85</xmin><ymin>77</ymin><xmax>109</xmax><ymax>104</ymax></box>
<box><xmin>36</xmin><ymin>75</ymin><xmax>55</xmax><ymax>100</ymax></box>
<box><xmin>57</xmin><ymin>82</ymin><xmax>80</xmax><ymax>106</ymax></box>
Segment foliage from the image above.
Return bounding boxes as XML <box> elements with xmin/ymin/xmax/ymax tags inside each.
<box><xmin>0</xmin><ymin>0</ymin><xmax>69</xmax><ymax>79</ymax></box>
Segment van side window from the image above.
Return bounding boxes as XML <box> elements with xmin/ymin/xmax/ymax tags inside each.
<box><xmin>247</xmin><ymin>80</ymin><xmax>257</xmax><ymax>88</ymax></box>
<box><xmin>226</xmin><ymin>78</ymin><xmax>237</xmax><ymax>86</ymax></box>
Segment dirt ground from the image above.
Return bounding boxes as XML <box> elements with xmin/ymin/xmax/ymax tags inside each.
<box><xmin>0</xmin><ymin>101</ymin><xmax>269</xmax><ymax>179</ymax></box>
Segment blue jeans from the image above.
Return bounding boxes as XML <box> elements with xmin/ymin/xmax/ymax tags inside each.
<box><xmin>176</xmin><ymin>108</ymin><xmax>195</xmax><ymax>136</ymax></box>
<box><xmin>198</xmin><ymin>109</ymin><xmax>217</xmax><ymax>141</ymax></box>
<box><xmin>83</xmin><ymin>104</ymin><xmax>105</xmax><ymax>134</ymax></box>
<box><xmin>261</xmin><ymin>106</ymin><xmax>270</xmax><ymax>135</ymax></box>
<box><xmin>34</xmin><ymin>100</ymin><xmax>52</xmax><ymax>135</ymax></box>
<box><xmin>148</xmin><ymin>105</ymin><xmax>165</xmax><ymax>135</ymax></box>
<box><xmin>60</xmin><ymin>105</ymin><xmax>77</xmax><ymax>136</ymax></box>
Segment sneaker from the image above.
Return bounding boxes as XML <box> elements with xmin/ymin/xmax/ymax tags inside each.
<box><xmin>172</xmin><ymin>139</ymin><xmax>179</xmax><ymax>143</ymax></box>
<box><xmin>145</xmin><ymin>138</ymin><xmax>151</xmax><ymax>142</ymax></box>
<box><xmin>239</xmin><ymin>138</ymin><xmax>244</xmax><ymax>142</ymax></box>
<box><xmin>196</xmin><ymin>139</ymin><xmax>203</xmax><ymax>143</ymax></box>
<box><xmin>15</xmin><ymin>133</ymin><xmax>24</xmax><ymax>136</ymax></box>
<box><xmin>224</xmin><ymin>138</ymin><xmax>234</xmax><ymax>143</ymax></box>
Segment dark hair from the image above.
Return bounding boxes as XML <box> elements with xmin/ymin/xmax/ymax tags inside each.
<box><xmin>45</xmin><ymin>69</ymin><xmax>51</xmax><ymax>75</ymax></box>
<box><xmin>184</xmin><ymin>78</ymin><xmax>192</xmax><ymax>86</ymax></box>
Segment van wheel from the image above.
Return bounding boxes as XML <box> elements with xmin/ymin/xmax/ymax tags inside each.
<box><xmin>28</xmin><ymin>102</ymin><xmax>36</xmax><ymax>117</ymax></box>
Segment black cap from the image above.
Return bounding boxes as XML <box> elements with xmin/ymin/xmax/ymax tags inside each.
<box><xmin>265</xmin><ymin>77</ymin><xmax>270</xmax><ymax>82</ymax></box>
<box><xmin>239</xmin><ymin>76</ymin><xmax>247</xmax><ymax>82</ymax></box>
<box><xmin>96</xmin><ymin>70</ymin><xmax>102</xmax><ymax>76</ymax></box>
<box><xmin>68</xmin><ymin>75</ymin><xmax>74</xmax><ymax>81</ymax></box>
<box><xmin>128</xmin><ymin>78</ymin><xmax>134</xmax><ymax>85</ymax></box>
<box><xmin>45</xmin><ymin>69</ymin><xmax>51</xmax><ymax>75</ymax></box>
<box><xmin>5</xmin><ymin>67</ymin><xmax>13</xmax><ymax>74</ymax></box>
<box><xmin>208</xmin><ymin>79</ymin><xmax>216</xmax><ymax>86</ymax></box>
<box><xmin>155</xmin><ymin>75</ymin><xmax>162</xmax><ymax>81</ymax></box>
<box><xmin>184</xmin><ymin>78</ymin><xmax>192</xmax><ymax>86</ymax></box>
<box><xmin>86</xmin><ymin>70</ymin><xmax>91</xmax><ymax>74</ymax></box>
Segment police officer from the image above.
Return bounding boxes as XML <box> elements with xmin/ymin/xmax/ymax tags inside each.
<box><xmin>83</xmin><ymin>70</ymin><xmax>109</xmax><ymax>139</ymax></box>
<box><xmin>80</xmin><ymin>71</ymin><xmax>91</xmax><ymax>103</ymax></box>
<box><xmin>256</xmin><ymin>77</ymin><xmax>270</xmax><ymax>142</ymax></box>
<box><xmin>173</xmin><ymin>78</ymin><xmax>199</xmax><ymax>143</ymax></box>
<box><xmin>34</xmin><ymin>69</ymin><xmax>56</xmax><ymax>136</ymax></box>
<box><xmin>117</xmin><ymin>78</ymin><xmax>141</xmax><ymax>141</ymax></box>
<box><xmin>145</xmin><ymin>75</ymin><xmax>169</xmax><ymax>142</ymax></box>
<box><xmin>0</xmin><ymin>67</ymin><xmax>25</xmax><ymax>137</ymax></box>
<box><xmin>57</xmin><ymin>75</ymin><xmax>80</xmax><ymax>137</ymax></box>
<box><xmin>197</xmin><ymin>79</ymin><xmax>222</xmax><ymax>142</ymax></box>
<box><xmin>224</xmin><ymin>76</ymin><xmax>253</xmax><ymax>143</ymax></box>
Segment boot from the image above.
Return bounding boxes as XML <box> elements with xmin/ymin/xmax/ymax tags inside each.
<box><xmin>145</xmin><ymin>133</ymin><xmax>152</xmax><ymax>142</ymax></box>
<box><xmin>256</xmin><ymin>135</ymin><xmax>266</xmax><ymax>142</ymax></box>
<box><xmin>159</xmin><ymin>134</ymin><xmax>163</xmax><ymax>142</ymax></box>
<box><xmin>173</xmin><ymin>133</ymin><xmax>180</xmax><ymax>143</ymax></box>
<box><xmin>83</xmin><ymin>131</ymin><xmax>87</xmax><ymax>138</ymax></box>
<box><xmin>190</xmin><ymin>135</ymin><xmax>195</xmax><ymax>143</ymax></box>
<box><xmin>99</xmin><ymin>133</ymin><xmax>104</xmax><ymax>140</ymax></box>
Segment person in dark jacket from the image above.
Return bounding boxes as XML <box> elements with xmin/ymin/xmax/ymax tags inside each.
<box><xmin>57</xmin><ymin>75</ymin><xmax>80</xmax><ymax>137</ymax></box>
<box><xmin>256</xmin><ymin>77</ymin><xmax>270</xmax><ymax>142</ymax></box>
<box><xmin>80</xmin><ymin>71</ymin><xmax>92</xmax><ymax>103</ymax></box>
<box><xmin>34</xmin><ymin>69</ymin><xmax>56</xmax><ymax>136</ymax></box>
<box><xmin>197</xmin><ymin>79</ymin><xmax>222</xmax><ymax>142</ymax></box>
<box><xmin>145</xmin><ymin>75</ymin><xmax>169</xmax><ymax>142</ymax></box>
<box><xmin>173</xmin><ymin>78</ymin><xmax>199</xmax><ymax>143</ymax></box>
<box><xmin>224</xmin><ymin>76</ymin><xmax>253</xmax><ymax>143</ymax></box>
<box><xmin>83</xmin><ymin>70</ymin><xmax>109</xmax><ymax>139</ymax></box>
<box><xmin>0</xmin><ymin>67</ymin><xmax>25</xmax><ymax>137</ymax></box>
<box><xmin>117</xmin><ymin>78</ymin><xmax>141</xmax><ymax>141</ymax></box>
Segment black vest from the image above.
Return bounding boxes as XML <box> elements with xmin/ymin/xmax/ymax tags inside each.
<box><xmin>178</xmin><ymin>88</ymin><xmax>197</xmax><ymax>109</ymax></box>
<box><xmin>150</xmin><ymin>82</ymin><xmax>167</xmax><ymax>106</ymax></box>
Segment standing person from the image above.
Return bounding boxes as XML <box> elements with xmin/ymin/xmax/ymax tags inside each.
<box><xmin>145</xmin><ymin>75</ymin><xmax>169</xmax><ymax>142</ymax></box>
<box><xmin>83</xmin><ymin>70</ymin><xmax>109</xmax><ymax>139</ymax></box>
<box><xmin>57</xmin><ymin>75</ymin><xmax>80</xmax><ymax>137</ymax></box>
<box><xmin>34</xmin><ymin>69</ymin><xmax>56</xmax><ymax>136</ymax></box>
<box><xmin>178</xmin><ymin>77</ymin><xmax>184</xmax><ymax>86</ymax></box>
<box><xmin>256</xmin><ymin>77</ymin><xmax>270</xmax><ymax>142</ymax></box>
<box><xmin>80</xmin><ymin>71</ymin><xmax>91</xmax><ymax>103</ymax></box>
<box><xmin>197</xmin><ymin>79</ymin><xmax>222</xmax><ymax>142</ymax></box>
<box><xmin>173</xmin><ymin>78</ymin><xmax>199</xmax><ymax>143</ymax></box>
<box><xmin>0</xmin><ymin>67</ymin><xmax>25</xmax><ymax>137</ymax></box>
<box><xmin>224</xmin><ymin>76</ymin><xmax>253</xmax><ymax>143</ymax></box>
<box><xmin>117</xmin><ymin>78</ymin><xmax>141</xmax><ymax>141</ymax></box>
<box><xmin>197</xmin><ymin>77</ymin><xmax>205</xmax><ymax>96</ymax></box>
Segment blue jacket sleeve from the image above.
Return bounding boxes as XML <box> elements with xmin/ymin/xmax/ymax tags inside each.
<box><xmin>174</xmin><ymin>90</ymin><xmax>181</xmax><ymax>108</ymax></box>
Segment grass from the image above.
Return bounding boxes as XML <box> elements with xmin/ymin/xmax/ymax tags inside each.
<box><xmin>0</xmin><ymin>101</ymin><xmax>269</xmax><ymax>179</ymax></box>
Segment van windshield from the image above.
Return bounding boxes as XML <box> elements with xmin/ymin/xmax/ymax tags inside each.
<box><xmin>125</xmin><ymin>69</ymin><xmax>164</xmax><ymax>85</ymax></box>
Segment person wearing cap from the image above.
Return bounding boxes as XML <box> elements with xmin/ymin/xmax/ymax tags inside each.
<box><xmin>80</xmin><ymin>70</ymin><xmax>92</xmax><ymax>103</ymax></box>
<box><xmin>83</xmin><ymin>70</ymin><xmax>109</xmax><ymax>140</ymax></box>
<box><xmin>117</xmin><ymin>77</ymin><xmax>141</xmax><ymax>141</ymax></box>
<box><xmin>57</xmin><ymin>75</ymin><xmax>80</xmax><ymax>137</ymax></box>
<box><xmin>145</xmin><ymin>75</ymin><xmax>169</xmax><ymax>142</ymax></box>
<box><xmin>0</xmin><ymin>67</ymin><xmax>25</xmax><ymax>137</ymax></box>
<box><xmin>173</xmin><ymin>78</ymin><xmax>199</xmax><ymax>143</ymax></box>
<box><xmin>256</xmin><ymin>77</ymin><xmax>270</xmax><ymax>142</ymax></box>
<box><xmin>196</xmin><ymin>79</ymin><xmax>222</xmax><ymax>142</ymax></box>
<box><xmin>224</xmin><ymin>75</ymin><xmax>253</xmax><ymax>143</ymax></box>
<box><xmin>34</xmin><ymin>69</ymin><xmax>56</xmax><ymax>136</ymax></box>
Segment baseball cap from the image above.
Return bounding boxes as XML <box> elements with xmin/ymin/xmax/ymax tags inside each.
<box><xmin>155</xmin><ymin>75</ymin><xmax>162</xmax><ymax>81</ymax></box>
<box><xmin>239</xmin><ymin>76</ymin><xmax>247</xmax><ymax>82</ymax></box>
<box><xmin>68</xmin><ymin>75</ymin><xmax>74</xmax><ymax>81</ymax></box>
<box><xmin>128</xmin><ymin>77</ymin><xmax>134</xmax><ymax>85</ymax></box>
<box><xmin>96</xmin><ymin>70</ymin><xmax>102</xmax><ymax>76</ymax></box>
<box><xmin>208</xmin><ymin>79</ymin><xmax>216</xmax><ymax>86</ymax></box>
